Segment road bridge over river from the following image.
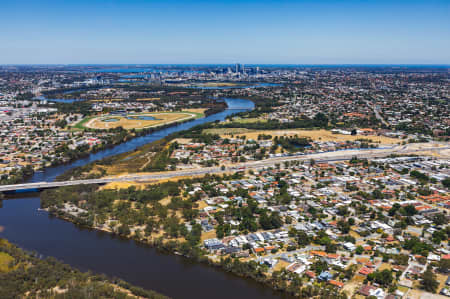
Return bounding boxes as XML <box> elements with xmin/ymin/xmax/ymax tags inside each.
<box><xmin>0</xmin><ymin>144</ymin><xmax>448</xmax><ymax>193</ymax></box>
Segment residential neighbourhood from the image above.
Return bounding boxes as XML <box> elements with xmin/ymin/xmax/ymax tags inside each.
<box><xmin>195</xmin><ymin>157</ymin><xmax>449</xmax><ymax>298</ymax></box>
<box><xmin>1</xmin><ymin>0</ymin><xmax>449</xmax><ymax>298</ymax></box>
<box><xmin>1</xmin><ymin>65</ymin><xmax>449</xmax><ymax>299</ymax></box>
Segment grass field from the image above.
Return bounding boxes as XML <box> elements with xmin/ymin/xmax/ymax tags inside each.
<box><xmin>77</xmin><ymin>111</ymin><xmax>203</xmax><ymax>130</ymax></box>
<box><xmin>72</xmin><ymin>116</ymin><xmax>95</xmax><ymax>130</ymax></box>
<box><xmin>203</xmin><ymin>128</ymin><xmax>400</xmax><ymax>144</ymax></box>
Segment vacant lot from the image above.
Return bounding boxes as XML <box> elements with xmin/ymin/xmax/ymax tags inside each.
<box><xmin>100</xmin><ymin>175</ymin><xmax>198</xmax><ymax>190</ymax></box>
<box><xmin>203</xmin><ymin>128</ymin><xmax>400</xmax><ymax>144</ymax></box>
<box><xmin>81</xmin><ymin>111</ymin><xmax>201</xmax><ymax>130</ymax></box>
<box><xmin>407</xmin><ymin>289</ymin><xmax>447</xmax><ymax>299</ymax></box>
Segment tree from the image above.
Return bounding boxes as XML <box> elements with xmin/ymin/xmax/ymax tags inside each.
<box><xmin>389</xmin><ymin>203</ymin><xmax>401</xmax><ymax>216</ymax></box>
<box><xmin>403</xmin><ymin>237</ymin><xmax>433</xmax><ymax>256</ymax></box>
<box><xmin>410</xmin><ymin>170</ymin><xmax>429</xmax><ymax>182</ymax></box>
<box><xmin>372</xmin><ymin>189</ymin><xmax>383</xmax><ymax>199</ymax></box>
<box><xmin>311</xmin><ymin>260</ymin><xmax>328</xmax><ymax>274</ymax></box>
<box><xmin>442</xmin><ymin>177</ymin><xmax>450</xmax><ymax>188</ymax></box>
<box><xmin>296</xmin><ymin>231</ymin><xmax>311</xmax><ymax>247</ymax></box>
<box><xmin>287</xmin><ymin>274</ymin><xmax>302</xmax><ymax>296</ymax></box>
<box><xmin>355</xmin><ymin>245</ymin><xmax>364</xmax><ymax>255</ymax></box>
<box><xmin>259</xmin><ymin>212</ymin><xmax>272</xmax><ymax>230</ymax></box>
<box><xmin>420</xmin><ymin>267</ymin><xmax>439</xmax><ymax>293</ymax></box>
<box><xmin>367</xmin><ymin>269</ymin><xmax>393</xmax><ymax>287</ymax></box>
<box><xmin>269</xmin><ymin>212</ymin><xmax>283</xmax><ymax>228</ymax></box>
<box><xmin>313</xmin><ymin>112</ymin><xmax>328</xmax><ymax>127</ymax></box>
<box><xmin>337</xmin><ymin>206</ymin><xmax>349</xmax><ymax>216</ymax></box>
<box><xmin>216</xmin><ymin>225</ymin><xmax>225</xmax><ymax>239</ymax></box>
<box><xmin>117</xmin><ymin>223</ymin><xmax>130</xmax><ymax>236</ymax></box>
<box><xmin>325</xmin><ymin>242</ymin><xmax>337</xmax><ymax>253</ymax></box>
<box><xmin>401</xmin><ymin>204</ymin><xmax>417</xmax><ymax>216</ymax></box>
<box><xmin>437</xmin><ymin>259</ymin><xmax>450</xmax><ymax>274</ymax></box>
<box><xmin>433</xmin><ymin>213</ymin><xmax>447</xmax><ymax>225</ymax></box>
<box><xmin>338</xmin><ymin>220</ymin><xmax>350</xmax><ymax>234</ymax></box>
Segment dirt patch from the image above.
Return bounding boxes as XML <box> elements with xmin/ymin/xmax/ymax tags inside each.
<box><xmin>185</xmin><ymin>108</ymin><xmax>207</xmax><ymax>114</ymax></box>
<box><xmin>413</xmin><ymin>149</ymin><xmax>450</xmax><ymax>159</ymax></box>
<box><xmin>273</xmin><ymin>260</ymin><xmax>290</xmax><ymax>271</ymax></box>
<box><xmin>100</xmin><ymin>175</ymin><xmax>200</xmax><ymax>190</ymax></box>
<box><xmin>196</xmin><ymin>201</ymin><xmax>208</xmax><ymax>210</ymax></box>
<box><xmin>378</xmin><ymin>263</ymin><xmax>392</xmax><ymax>271</ymax></box>
<box><xmin>99</xmin><ymin>181</ymin><xmax>151</xmax><ymax>190</ymax></box>
<box><xmin>159</xmin><ymin>197</ymin><xmax>171</xmax><ymax>206</ymax></box>
<box><xmin>172</xmin><ymin>138</ymin><xmax>193</xmax><ymax>144</ymax></box>
<box><xmin>342</xmin><ymin>280</ymin><xmax>362</xmax><ymax>297</ymax></box>
<box><xmin>407</xmin><ymin>289</ymin><xmax>447</xmax><ymax>299</ymax></box>
<box><xmin>201</xmin><ymin>230</ymin><xmax>216</xmax><ymax>241</ymax></box>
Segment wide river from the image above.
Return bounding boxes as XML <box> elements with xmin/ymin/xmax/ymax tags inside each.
<box><xmin>0</xmin><ymin>98</ymin><xmax>286</xmax><ymax>299</ymax></box>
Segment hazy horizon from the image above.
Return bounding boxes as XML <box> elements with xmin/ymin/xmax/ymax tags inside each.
<box><xmin>1</xmin><ymin>63</ymin><xmax>450</xmax><ymax>66</ymax></box>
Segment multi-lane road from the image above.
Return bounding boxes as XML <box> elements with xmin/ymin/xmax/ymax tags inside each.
<box><xmin>0</xmin><ymin>143</ymin><xmax>448</xmax><ymax>192</ymax></box>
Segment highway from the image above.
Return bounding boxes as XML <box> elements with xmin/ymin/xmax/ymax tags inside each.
<box><xmin>0</xmin><ymin>143</ymin><xmax>448</xmax><ymax>192</ymax></box>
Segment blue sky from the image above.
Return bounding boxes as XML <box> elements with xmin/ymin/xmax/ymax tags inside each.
<box><xmin>1</xmin><ymin>0</ymin><xmax>449</xmax><ymax>64</ymax></box>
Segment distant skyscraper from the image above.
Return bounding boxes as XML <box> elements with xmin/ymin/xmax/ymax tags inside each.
<box><xmin>235</xmin><ymin>63</ymin><xmax>244</xmax><ymax>74</ymax></box>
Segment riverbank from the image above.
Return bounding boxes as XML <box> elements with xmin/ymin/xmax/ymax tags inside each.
<box><xmin>40</xmin><ymin>194</ymin><xmax>346</xmax><ymax>299</ymax></box>
<box><xmin>41</xmin><ymin>204</ymin><xmax>297</xmax><ymax>298</ymax></box>
<box><xmin>0</xmin><ymin>98</ymin><xmax>288</xmax><ymax>299</ymax></box>
<box><xmin>0</xmin><ymin>195</ymin><xmax>283</xmax><ymax>299</ymax></box>
<box><xmin>0</xmin><ymin>237</ymin><xmax>169</xmax><ymax>299</ymax></box>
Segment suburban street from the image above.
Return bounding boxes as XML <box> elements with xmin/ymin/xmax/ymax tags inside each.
<box><xmin>365</xmin><ymin>100</ymin><xmax>389</xmax><ymax>126</ymax></box>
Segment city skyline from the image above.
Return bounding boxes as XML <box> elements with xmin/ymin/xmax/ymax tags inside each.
<box><xmin>2</xmin><ymin>0</ymin><xmax>449</xmax><ymax>64</ymax></box>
